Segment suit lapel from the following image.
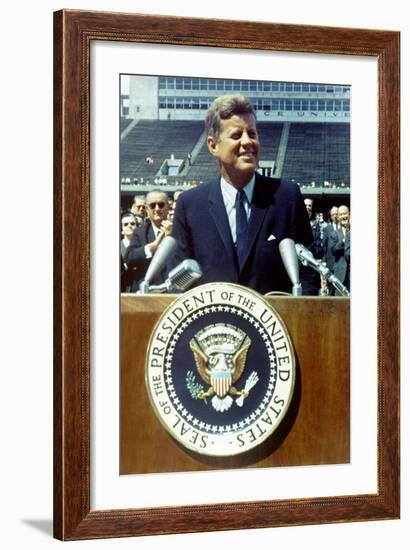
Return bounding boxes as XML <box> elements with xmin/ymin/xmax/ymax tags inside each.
<box><xmin>208</xmin><ymin>182</ymin><xmax>238</xmax><ymax>269</ymax></box>
<box><xmin>146</xmin><ymin>223</ymin><xmax>155</xmax><ymax>244</ymax></box>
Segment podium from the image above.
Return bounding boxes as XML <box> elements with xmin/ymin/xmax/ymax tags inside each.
<box><xmin>120</xmin><ymin>295</ymin><xmax>350</xmax><ymax>474</ymax></box>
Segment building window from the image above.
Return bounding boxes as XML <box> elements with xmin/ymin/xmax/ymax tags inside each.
<box><xmin>285</xmin><ymin>99</ymin><xmax>293</xmax><ymax>111</ymax></box>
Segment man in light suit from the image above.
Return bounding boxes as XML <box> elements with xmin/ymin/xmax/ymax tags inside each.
<box><xmin>171</xmin><ymin>95</ymin><xmax>315</xmax><ymax>295</ymax></box>
<box><xmin>125</xmin><ymin>190</ymin><xmax>172</xmax><ymax>287</ymax></box>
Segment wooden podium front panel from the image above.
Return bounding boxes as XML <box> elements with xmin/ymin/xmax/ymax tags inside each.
<box><xmin>120</xmin><ymin>295</ymin><xmax>350</xmax><ymax>474</ymax></box>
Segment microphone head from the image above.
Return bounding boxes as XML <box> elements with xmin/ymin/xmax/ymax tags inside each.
<box><xmin>167</xmin><ymin>259</ymin><xmax>202</xmax><ymax>291</ymax></box>
<box><xmin>279</xmin><ymin>238</ymin><xmax>300</xmax><ymax>286</ymax></box>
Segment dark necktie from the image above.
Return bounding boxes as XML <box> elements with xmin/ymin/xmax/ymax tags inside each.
<box><xmin>235</xmin><ymin>189</ymin><xmax>248</xmax><ymax>265</ymax></box>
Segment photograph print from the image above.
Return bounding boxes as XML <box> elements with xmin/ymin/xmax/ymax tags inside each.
<box><xmin>119</xmin><ymin>73</ymin><xmax>351</xmax><ymax>475</ymax></box>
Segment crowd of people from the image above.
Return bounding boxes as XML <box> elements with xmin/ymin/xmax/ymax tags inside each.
<box><xmin>120</xmin><ymin>190</ymin><xmax>183</xmax><ymax>292</ymax></box>
<box><xmin>120</xmin><ymin>94</ymin><xmax>350</xmax><ymax>296</ymax></box>
<box><xmin>303</xmin><ymin>199</ymin><xmax>350</xmax><ymax>295</ymax></box>
<box><xmin>120</xmin><ymin>192</ymin><xmax>350</xmax><ymax>295</ymax></box>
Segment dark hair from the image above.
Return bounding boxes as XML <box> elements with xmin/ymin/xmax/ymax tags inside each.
<box><xmin>205</xmin><ymin>95</ymin><xmax>256</xmax><ymax>140</ymax></box>
<box><xmin>121</xmin><ymin>210</ymin><xmax>136</xmax><ymax>222</ymax></box>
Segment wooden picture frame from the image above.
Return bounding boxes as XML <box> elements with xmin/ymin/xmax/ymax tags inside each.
<box><xmin>54</xmin><ymin>9</ymin><xmax>400</xmax><ymax>540</ymax></box>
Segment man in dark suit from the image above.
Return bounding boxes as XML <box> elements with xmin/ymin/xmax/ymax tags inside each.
<box><xmin>124</xmin><ymin>190</ymin><xmax>172</xmax><ymax>287</ymax></box>
<box><xmin>172</xmin><ymin>95</ymin><xmax>315</xmax><ymax>295</ymax></box>
<box><xmin>322</xmin><ymin>206</ymin><xmax>340</xmax><ymax>273</ymax></box>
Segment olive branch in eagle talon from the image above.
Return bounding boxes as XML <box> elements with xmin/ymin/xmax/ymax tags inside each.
<box><xmin>187</xmin><ymin>325</ymin><xmax>257</xmax><ymax>412</ymax></box>
<box><xmin>186</xmin><ymin>371</ymin><xmax>206</xmax><ymax>401</ymax></box>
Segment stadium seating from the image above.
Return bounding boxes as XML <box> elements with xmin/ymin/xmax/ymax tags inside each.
<box><xmin>281</xmin><ymin>123</ymin><xmax>350</xmax><ymax>186</ymax></box>
<box><xmin>120</xmin><ymin>117</ymin><xmax>132</xmax><ymax>133</ymax></box>
<box><xmin>120</xmin><ymin>120</ymin><xmax>350</xmax><ymax>189</ymax></box>
<box><xmin>120</xmin><ymin>120</ymin><xmax>204</xmax><ymax>181</ymax></box>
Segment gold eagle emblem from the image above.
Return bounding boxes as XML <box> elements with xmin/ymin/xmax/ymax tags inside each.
<box><xmin>189</xmin><ymin>324</ymin><xmax>258</xmax><ymax>412</ymax></box>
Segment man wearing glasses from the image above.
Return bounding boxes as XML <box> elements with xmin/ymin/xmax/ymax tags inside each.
<box><xmin>124</xmin><ymin>190</ymin><xmax>173</xmax><ymax>289</ymax></box>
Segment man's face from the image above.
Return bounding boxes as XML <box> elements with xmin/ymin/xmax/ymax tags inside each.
<box><xmin>207</xmin><ymin>114</ymin><xmax>260</xmax><ymax>187</ymax></box>
<box><xmin>146</xmin><ymin>192</ymin><xmax>169</xmax><ymax>228</ymax></box>
<box><xmin>304</xmin><ymin>199</ymin><xmax>313</xmax><ymax>216</ymax></box>
<box><xmin>330</xmin><ymin>208</ymin><xmax>338</xmax><ymax>223</ymax></box>
<box><xmin>121</xmin><ymin>215</ymin><xmax>137</xmax><ymax>237</ymax></box>
<box><xmin>338</xmin><ymin>206</ymin><xmax>350</xmax><ymax>228</ymax></box>
<box><xmin>131</xmin><ymin>198</ymin><xmax>146</xmax><ymax>218</ymax></box>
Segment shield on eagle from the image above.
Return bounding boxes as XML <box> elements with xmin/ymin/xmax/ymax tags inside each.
<box><xmin>210</xmin><ymin>365</ymin><xmax>232</xmax><ymax>397</ymax></box>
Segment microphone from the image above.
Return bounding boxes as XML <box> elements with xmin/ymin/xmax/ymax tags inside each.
<box><xmin>295</xmin><ymin>243</ymin><xmax>350</xmax><ymax>297</ymax></box>
<box><xmin>139</xmin><ymin>235</ymin><xmax>178</xmax><ymax>294</ymax></box>
<box><xmin>295</xmin><ymin>243</ymin><xmax>323</xmax><ymax>271</ymax></box>
<box><xmin>278</xmin><ymin>238</ymin><xmax>302</xmax><ymax>296</ymax></box>
<box><xmin>147</xmin><ymin>259</ymin><xmax>202</xmax><ymax>293</ymax></box>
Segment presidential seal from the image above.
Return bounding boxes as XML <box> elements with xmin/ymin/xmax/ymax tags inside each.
<box><xmin>145</xmin><ymin>283</ymin><xmax>295</xmax><ymax>457</ymax></box>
